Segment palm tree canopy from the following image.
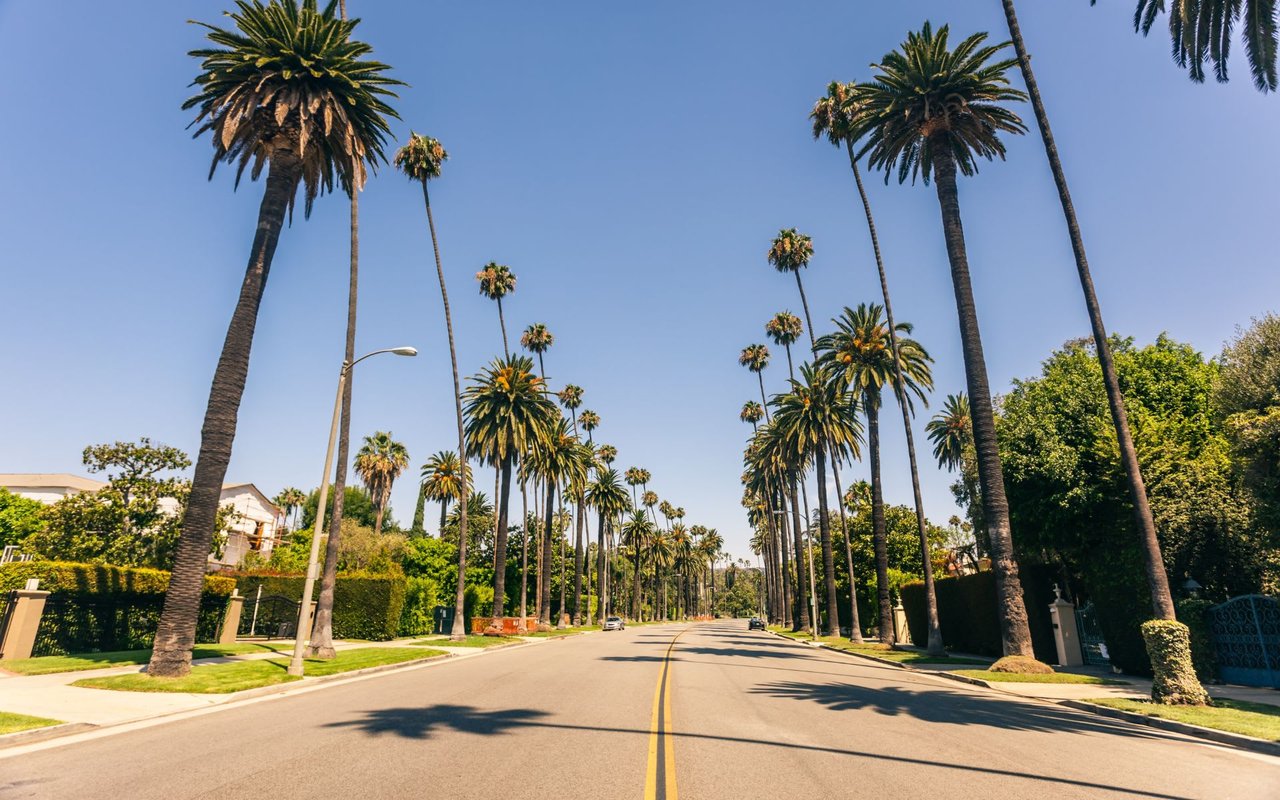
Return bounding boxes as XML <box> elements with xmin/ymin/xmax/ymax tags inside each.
<box><xmin>1105</xmin><ymin>0</ymin><xmax>1278</xmax><ymax>91</ymax></box>
<box><xmin>739</xmin><ymin>343</ymin><xmax>771</xmax><ymax>373</ymax></box>
<box><xmin>526</xmin><ymin>417</ymin><xmax>591</xmax><ymax>487</ymax></box>
<box><xmin>420</xmin><ymin>450</ymin><xmax>471</xmax><ymax>503</ymax></box>
<box><xmin>815</xmin><ymin>303</ymin><xmax>933</xmax><ymax>414</ymax></box>
<box><xmin>622</xmin><ymin>511</ymin><xmax>653</xmax><ymax>554</ymax></box>
<box><xmin>353</xmin><ymin>431</ymin><xmax>409</xmax><ymax>504</ymax></box>
<box><xmin>394</xmin><ymin>132</ymin><xmax>447</xmax><ymax>183</ymax></box>
<box><xmin>624</xmin><ymin>467</ymin><xmax>644</xmax><ymax>486</ymax></box>
<box><xmin>586</xmin><ymin>468</ymin><xmax>631</xmax><ymax>518</ymax></box>
<box><xmin>810</xmin><ymin>80</ymin><xmax>862</xmax><ymax>147</ymax></box>
<box><xmin>463</xmin><ymin>354</ymin><xmax>558</xmax><ymax>467</ymax></box>
<box><xmin>595</xmin><ymin>444</ymin><xmax>618</xmax><ymax>465</ymax></box>
<box><xmin>642</xmin><ymin>490</ymin><xmax>659</xmax><ymax>508</ymax></box>
<box><xmin>185</xmin><ymin>0</ymin><xmax>401</xmax><ymax>215</ymax></box>
<box><xmin>855</xmin><ymin>22</ymin><xmax>1027</xmax><ymax>185</ymax></box>
<box><xmin>740</xmin><ymin>401</ymin><xmax>765</xmax><ymax>426</ymax></box>
<box><xmin>476</xmin><ymin>262</ymin><xmax>517</xmax><ymax>301</ymax></box>
<box><xmin>521</xmin><ymin>323</ymin><xmax>555</xmax><ymax>355</ymax></box>
<box><xmin>926</xmin><ymin>393</ymin><xmax>972</xmax><ymax>471</ymax></box>
<box><xmin>770</xmin><ymin>363</ymin><xmax>865</xmax><ymax>467</ymax></box>
<box><xmin>767</xmin><ymin>228</ymin><xmax>814</xmax><ymax>274</ymax></box>
<box><xmin>578</xmin><ymin>409</ymin><xmax>600</xmax><ymax>432</ymax></box>
<box><xmin>765</xmin><ymin>311</ymin><xmax>804</xmax><ymax>348</ymax></box>
<box><xmin>557</xmin><ymin>384</ymin><xmax>584</xmax><ymax>411</ymax></box>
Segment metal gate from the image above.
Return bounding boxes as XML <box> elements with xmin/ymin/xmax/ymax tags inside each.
<box><xmin>1208</xmin><ymin>595</ymin><xmax>1280</xmax><ymax>688</ymax></box>
<box><xmin>237</xmin><ymin>594</ymin><xmax>301</xmax><ymax>639</ymax></box>
<box><xmin>1075</xmin><ymin>602</ymin><xmax>1111</xmax><ymax>666</ymax></box>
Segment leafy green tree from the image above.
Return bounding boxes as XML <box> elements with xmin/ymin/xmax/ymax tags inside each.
<box><xmin>0</xmin><ymin>489</ymin><xmax>44</xmax><ymax>548</ymax></box>
<box><xmin>857</xmin><ymin>22</ymin><xmax>1036</xmax><ymax>659</ymax></box>
<box><xmin>302</xmin><ymin>486</ymin><xmax>382</xmax><ymax>531</ymax></box>
<box><xmin>152</xmin><ymin>0</ymin><xmax>400</xmax><ymax>678</ymax></box>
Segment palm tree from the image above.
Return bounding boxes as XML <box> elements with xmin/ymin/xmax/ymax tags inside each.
<box><xmin>700</xmin><ymin>528</ymin><xmax>724</xmax><ymax>617</ymax></box>
<box><xmin>527</xmin><ymin>416</ymin><xmax>590</xmax><ymax>630</ymax></box>
<box><xmin>1093</xmin><ymin>0</ymin><xmax>1278</xmax><ymax>91</ymax></box>
<box><xmin>671</xmin><ymin>523</ymin><xmax>693</xmax><ymax>618</ymax></box>
<box><xmin>927</xmin><ymin>394</ymin><xmax>987</xmax><ymax>568</ymax></box>
<box><xmin>771</xmin><ymin>364</ymin><xmax>863</xmax><ymax>637</ymax></box>
<box><xmin>622</xmin><ymin>510</ymin><xmax>652</xmax><ymax>619</ymax></box>
<box><xmin>739</xmin><ymin>344</ymin><xmax>773</xmax><ymax>418</ymax></box>
<box><xmin>767</xmin><ymin>230</ymin><xmax>818</xmax><ymax>350</ymax></box>
<box><xmin>641</xmin><ymin>489</ymin><xmax>659</xmax><ymax>526</ymax></box>
<box><xmin>624</xmin><ymin>467</ymin><xmax>645</xmax><ymax>507</ymax></box>
<box><xmin>766</xmin><ymin>312</ymin><xmax>805</xmax><ymax>376</ymax></box>
<box><xmin>421</xmin><ymin>451</ymin><xmax>470</xmax><ymax>535</ymax></box>
<box><xmin>813</xmin><ymin>80</ymin><xmax>946</xmax><ymax>654</ymax></box>
<box><xmin>558</xmin><ymin>384</ymin><xmax>584</xmax><ymax>434</ymax></box>
<box><xmin>521</xmin><ymin>323</ymin><xmax>555</xmax><ymax>386</ymax></box>
<box><xmin>740</xmin><ymin>401</ymin><xmax>764</xmax><ymax>431</ymax></box>
<box><xmin>856</xmin><ymin>22</ymin><xmax>1035</xmax><ymax>658</ymax></box>
<box><xmin>150</xmin><ymin>0</ymin><xmax>399</xmax><ymax>677</ymax></box>
<box><xmin>464</xmin><ymin>354</ymin><xmax>557</xmax><ymax>630</ymax></box>
<box><xmin>476</xmin><ymin>262</ymin><xmax>517</xmax><ymax>357</ymax></box>
<box><xmin>817</xmin><ymin>303</ymin><xmax>939</xmax><ymax>649</ymax></box>
<box><xmin>273</xmin><ymin>487</ymin><xmax>306</xmax><ymax>531</ymax></box>
<box><xmin>578</xmin><ymin>409</ymin><xmax>600</xmax><ymax>444</ymax></box>
<box><xmin>1004</xmin><ymin>0</ymin><xmax>1206</xmax><ymax>700</ymax></box>
<box><xmin>586</xmin><ymin>468</ymin><xmax>629</xmax><ymax>623</ymax></box>
<box><xmin>396</xmin><ymin>132</ymin><xmax>471</xmax><ymax>641</ymax></box>
<box><xmin>752</xmin><ymin>423</ymin><xmax>801</xmax><ymax>629</ymax></box>
<box><xmin>352</xmin><ymin>431</ymin><xmax>409</xmax><ymax>534</ymax></box>
<box><xmin>596</xmin><ymin>444</ymin><xmax>618</xmax><ymax>466</ymax></box>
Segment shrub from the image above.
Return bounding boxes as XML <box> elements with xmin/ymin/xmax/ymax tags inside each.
<box><xmin>900</xmin><ymin>565</ymin><xmax>1057</xmax><ymax>661</ymax></box>
<box><xmin>0</xmin><ymin>561</ymin><xmax>234</xmax><ymax>597</ymax></box>
<box><xmin>1174</xmin><ymin>597</ymin><xmax>1218</xmax><ymax>682</ymax></box>
<box><xmin>399</xmin><ymin>575</ymin><xmax>440</xmax><ymax>636</ymax></box>
<box><xmin>990</xmin><ymin>655</ymin><xmax>1054</xmax><ymax>674</ymax></box>
<box><xmin>1141</xmin><ymin>619</ymin><xmax>1211</xmax><ymax>705</ymax></box>
<box><xmin>234</xmin><ymin>572</ymin><xmax>406</xmax><ymax>641</ymax></box>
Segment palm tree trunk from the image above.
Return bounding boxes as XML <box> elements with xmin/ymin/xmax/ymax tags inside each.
<box><xmin>830</xmin><ymin>459</ymin><xmax>863</xmax><ymax>643</ymax></box>
<box><xmin>773</xmin><ymin>488</ymin><xmax>792</xmax><ymax>627</ymax></box>
<box><xmin>539</xmin><ymin>477</ymin><xmax>556</xmax><ymax>628</ymax></box>
<box><xmin>557</xmin><ymin>490</ymin><xmax>568</xmax><ymax>627</ymax></box>
<box><xmin>518</xmin><ymin>479</ymin><xmax>529</xmax><ymax>633</ymax></box>
<box><xmin>497</xmin><ymin>296</ymin><xmax>510</xmax><ymax>358</ymax></box>
<box><xmin>439</xmin><ymin>499</ymin><xmax>448</xmax><ymax>537</ymax></box>
<box><xmin>573</xmin><ymin>496</ymin><xmax>586</xmax><ymax>625</ymax></box>
<box><xmin>596</xmin><ymin>510</ymin><xmax>607</xmax><ymax>625</ymax></box>
<box><xmin>757</xmin><ymin>373</ymin><xmax>771</xmax><ymax>421</ymax></box>
<box><xmin>814</xmin><ymin>445</ymin><xmax>840</xmax><ymax>637</ymax></box>
<box><xmin>866</xmin><ymin>394</ymin><xmax>894</xmax><ymax>644</ymax></box>
<box><xmin>489</xmin><ymin>459</ymin><xmax>514</xmax><ymax>628</ymax></box>
<box><xmin>417</xmin><ymin>182</ymin><xmax>471</xmax><ymax>641</ymax></box>
<box><xmin>932</xmin><ymin>145</ymin><xmax>1034</xmax><ymax>657</ymax></box>
<box><xmin>309</xmin><ymin>189</ymin><xmax>360</xmax><ymax>659</ymax></box>
<box><xmin>373</xmin><ymin>501</ymin><xmax>385</xmax><ymax>536</ymax></box>
<box><xmin>844</xmin><ymin>140</ymin><xmax>943</xmax><ymax>655</ymax></box>
<box><xmin>149</xmin><ymin>147</ymin><xmax>301</xmax><ymax>678</ymax></box>
<box><xmin>632</xmin><ymin>542</ymin><xmax>643</xmax><ymax>620</ymax></box>
<box><xmin>1001</xmin><ymin>0</ymin><xmax>1175</xmax><ymax>623</ymax></box>
<box><xmin>788</xmin><ymin>482</ymin><xmax>810</xmax><ymax>631</ymax></box>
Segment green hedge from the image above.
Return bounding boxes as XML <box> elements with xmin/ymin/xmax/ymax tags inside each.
<box><xmin>233</xmin><ymin>572</ymin><xmax>406</xmax><ymax>641</ymax></box>
<box><xmin>901</xmin><ymin>564</ymin><xmax>1057</xmax><ymax>662</ymax></box>
<box><xmin>0</xmin><ymin>561</ymin><xmax>235</xmax><ymax>597</ymax></box>
<box><xmin>400</xmin><ymin>576</ymin><xmax>440</xmax><ymax>636</ymax></box>
<box><xmin>1141</xmin><ymin>619</ymin><xmax>1210</xmax><ymax>704</ymax></box>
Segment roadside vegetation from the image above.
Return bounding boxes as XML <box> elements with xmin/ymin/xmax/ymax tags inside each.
<box><xmin>0</xmin><ymin>711</ymin><xmax>63</xmax><ymax>735</ymax></box>
<box><xmin>1087</xmin><ymin>698</ymin><xmax>1280</xmax><ymax>742</ymax></box>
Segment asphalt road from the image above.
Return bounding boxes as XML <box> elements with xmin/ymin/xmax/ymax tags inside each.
<box><xmin>2</xmin><ymin>622</ymin><xmax>1276</xmax><ymax>799</ymax></box>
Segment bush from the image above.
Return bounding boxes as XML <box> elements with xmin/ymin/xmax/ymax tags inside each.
<box><xmin>234</xmin><ymin>572</ymin><xmax>406</xmax><ymax>641</ymax></box>
<box><xmin>1174</xmin><ymin>597</ymin><xmax>1218</xmax><ymax>682</ymax></box>
<box><xmin>0</xmin><ymin>561</ymin><xmax>234</xmax><ymax>597</ymax></box>
<box><xmin>990</xmin><ymin>655</ymin><xmax>1054</xmax><ymax>674</ymax></box>
<box><xmin>1141</xmin><ymin>619</ymin><xmax>1210</xmax><ymax>705</ymax></box>
<box><xmin>399</xmin><ymin>576</ymin><xmax>441</xmax><ymax>636</ymax></box>
<box><xmin>901</xmin><ymin>565</ymin><xmax>1057</xmax><ymax>661</ymax></box>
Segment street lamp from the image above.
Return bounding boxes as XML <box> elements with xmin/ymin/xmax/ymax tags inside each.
<box><xmin>288</xmin><ymin>346</ymin><xmax>417</xmax><ymax>677</ymax></box>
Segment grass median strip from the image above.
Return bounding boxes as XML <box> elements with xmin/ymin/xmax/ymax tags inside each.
<box><xmin>408</xmin><ymin>636</ymin><xmax>519</xmax><ymax>648</ymax></box>
<box><xmin>70</xmin><ymin>647</ymin><xmax>447</xmax><ymax>693</ymax></box>
<box><xmin>1</xmin><ymin>642</ymin><xmax>293</xmax><ymax>676</ymax></box>
<box><xmin>953</xmin><ymin>669</ymin><xmax>1128</xmax><ymax>685</ymax></box>
<box><xmin>820</xmin><ymin>639</ymin><xmax>990</xmax><ymax>666</ymax></box>
<box><xmin>1086</xmin><ymin>697</ymin><xmax>1280</xmax><ymax>741</ymax></box>
<box><xmin>0</xmin><ymin>711</ymin><xmax>64</xmax><ymax>735</ymax></box>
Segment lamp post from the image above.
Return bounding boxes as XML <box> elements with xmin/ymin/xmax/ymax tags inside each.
<box><xmin>288</xmin><ymin>346</ymin><xmax>417</xmax><ymax>677</ymax></box>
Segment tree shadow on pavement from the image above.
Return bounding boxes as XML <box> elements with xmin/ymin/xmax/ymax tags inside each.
<box><xmin>323</xmin><ymin>704</ymin><xmax>550</xmax><ymax>739</ymax></box>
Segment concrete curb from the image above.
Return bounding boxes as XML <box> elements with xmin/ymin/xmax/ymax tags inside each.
<box><xmin>0</xmin><ymin>722</ymin><xmax>97</xmax><ymax>748</ymax></box>
<box><xmin>762</xmin><ymin>628</ymin><xmax>1280</xmax><ymax>758</ymax></box>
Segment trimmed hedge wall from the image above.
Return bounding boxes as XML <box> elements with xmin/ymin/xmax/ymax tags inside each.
<box><xmin>901</xmin><ymin>564</ymin><xmax>1058</xmax><ymax>662</ymax></box>
<box><xmin>233</xmin><ymin>572</ymin><xmax>406</xmax><ymax>641</ymax></box>
<box><xmin>0</xmin><ymin>561</ymin><xmax>235</xmax><ymax>597</ymax></box>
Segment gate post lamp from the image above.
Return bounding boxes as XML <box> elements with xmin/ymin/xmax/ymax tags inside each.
<box><xmin>288</xmin><ymin>346</ymin><xmax>417</xmax><ymax>677</ymax></box>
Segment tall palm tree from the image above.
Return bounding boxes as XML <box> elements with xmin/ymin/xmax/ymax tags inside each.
<box><xmin>476</xmin><ymin>262</ymin><xmax>517</xmax><ymax>357</ymax></box>
<box><xmin>670</xmin><ymin>523</ymin><xmax>693</xmax><ymax>618</ymax></box>
<box><xmin>578</xmin><ymin>409</ymin><xmax>600</xmax><ymax>444</ymax></box>
<box><xmin>527</xmin><ymin>416</ymin><xmax>590</xmax><ymax>630</ymax></box>
<box><xmin>856</xmin><ymin>22</ymin><xmax>1035</xmax><ymax>658</ymax></box>
<box><xmin>421</xmin><ymin>450</ymin><xmax>470</xmax><ymax>535</ymax></box>
<box><xmin>622</xmin><ymin>510</ymin><xmax>652</xmax><ymax>619</ymax></box>
<box><xmin>1092</xmin><ymin>0</ymin><xmax>1278</xmax><ymax>91</ymax></box>
<box><xmin>641</xmin><ymin>489</ymin><xmax>659</xmax><ymax>526</ymax></box>
<box><xmin>927</xmin><ymin>394</ymin><xmax>973</xmax><ymax>472</ymax></box>
<box><xmin>624</xmin><ymin>467</ymin><xmax>645</xmax><ymax>507</ymax></box>
<box><xmin>586</xmin><ymin>467</ymin><xmax>630</xmax><ymax>623</ymax></box>
<box><xmin>739</xmin><ymin>344</ymin><xmax>773</xmax><ymax>419</ymax></box>
<box><xmin>766</xmin><ymin>312</ymin><xmax>805</xmax><ymax>377</ymax></box>
<box><xmin>352</xmin><ymin>431</ymin><xmax>409</xmax><ymax>534</ymax></box>
<box><xmin>771</xmin><ymin>364</ymin><xmax>863</xmax><ymax>637</ymax></box>
<box><xmin>396</xmin><ymin>132</ymin><xmax>471</xmax><ymax>641</ymax></box>
<box><xmin>813</xmin><ymin>80</ymin><xmax>946</xmax><ymax>654</ymax></box>
<box><xmin>464</xmin><ymin>354</ymin><xmax>557</xmax><ymax>630</ymax></box>
<box><xmin>1004</xmin><ymin>0</ymin><xmax>1206</xmax><ymax>700</ymax></box>
<box><xmin>817</xmin><ymin>303</ymin><xmax>939</xmax><ymax>649</ymax></box>
<box><xmin>753</xmin><ymin>423</ymin><xmax>801</xmax><ymax>629</ymax></box>
<box><xmin>520</xmin><ymin>323</ymin><xmax>555</xmax><ymax>386</ymax></box>
<box><xmin>151</xmin><ymin>0</ymin><xmax>399</xmax><ymax>676</ymax></box>
<box><xmin>558</xmin><ymin>384</ymin><xmax>584</xmax><ymax>434</ymax></box>
<box><xmin>767</xmin><ymin>230</ymin><xmax>817</xmax><ymax>350</ymax></box>
<box><xmin>700</xmin><ymin>528</ymin><xmax>724</xmax><ymax>617</ymax></box>
<box><xmin>740</xmin><ymin>401</ymin><xmax>764</xmax><ymax>431</ymax></box>
<box><xmin>272</xmin><ymin>487</ymin><xmax>306</xmax><ymax>531</ymax></box>
<box><xmin>596</xmin><ymin>444</ymin><xmax>618</xmax><ymax>466</ymax></box>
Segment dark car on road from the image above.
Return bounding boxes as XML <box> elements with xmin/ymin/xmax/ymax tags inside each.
<box><xmin>748</xmin><ymin>617</ymin><xmax>766</xmax><ymax>631</ymax></box>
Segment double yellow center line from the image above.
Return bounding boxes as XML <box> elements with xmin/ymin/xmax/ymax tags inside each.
<box><xmin>644</xmin><ymin>627</ymin><xmax>688</xmax><ymax>800</ymax></box>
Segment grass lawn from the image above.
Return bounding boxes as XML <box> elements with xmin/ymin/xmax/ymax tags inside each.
<box><xmin>954</xmin><ymin>669</ymin><xmax>1129</xmax><ymax>685</ymax></box>
<box><xmin>1088</xmin><ymin>697</ymin><xmax>1280</xmax><ymax>741</ymax></box>
<box><xmin>821</xmin><ymin>639</ymin><xmax>990</xmax><ymax>666</ymax></box>
<box><xmin>0</xmin><ymin>711</ymin><xmax>63</xmax><ymax>735</ymax></box>
<box><xmin>71</xmin><ymin>647</ymin><xmax>447</xmax><ymax>693</ymax></box>
<box><xmin>0</xmin><ymin>642</ymin><xmax>292</xmax><ymax>676</ymax></box>
<box><xmin>408</xmin><ymin>636</ymin><xmax>519</xmax><ymax>648</ymax></box>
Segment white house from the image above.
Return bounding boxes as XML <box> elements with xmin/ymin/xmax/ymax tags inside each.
<box><xmin>0</xmin><ymin>473</ymin><xmax>283</xmax><ymax>569</ymax></box>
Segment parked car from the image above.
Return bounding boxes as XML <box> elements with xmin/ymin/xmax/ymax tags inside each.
<box><xmin>748</xmin><ymin>617</ymin><xmax>766</xmax><ymax>631</ymax></box>
<box><xmin>603</xmin><ymin>616</ymin><xmax>626</xmax><ymax>631</ymax></box>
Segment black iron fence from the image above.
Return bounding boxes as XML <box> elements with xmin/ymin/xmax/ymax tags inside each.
<box><xmin>237</xmin><ymin>593</ymin><xmax>301</xmax><ymax>639</ymax></box>
<box><xmin>30</xmin><ymin>592</ymin><xmax>227</xmax><ymax>657</ymax></box>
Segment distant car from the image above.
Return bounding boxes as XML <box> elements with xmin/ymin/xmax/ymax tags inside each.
<box><xmin>748</xmin><ymin>617</ymin><xmax>766</xmax><ymax>631</ymax></box>
<box><xmin>603</xmin><ymin>616</ymin><xmax>626</xmax><ymax>631</ymax></box>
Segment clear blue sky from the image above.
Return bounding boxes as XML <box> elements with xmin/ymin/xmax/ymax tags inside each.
<box><xmin>1</xmin><ymin>1</ymin><xmax>1276</xmax><ymax>560</ymax></box>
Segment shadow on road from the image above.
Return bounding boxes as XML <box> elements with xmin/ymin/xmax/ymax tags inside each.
<box><xmin>324</xmin><ymin>703</ymin><xmax>1199</xmax><ymax>800</ymax></box>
